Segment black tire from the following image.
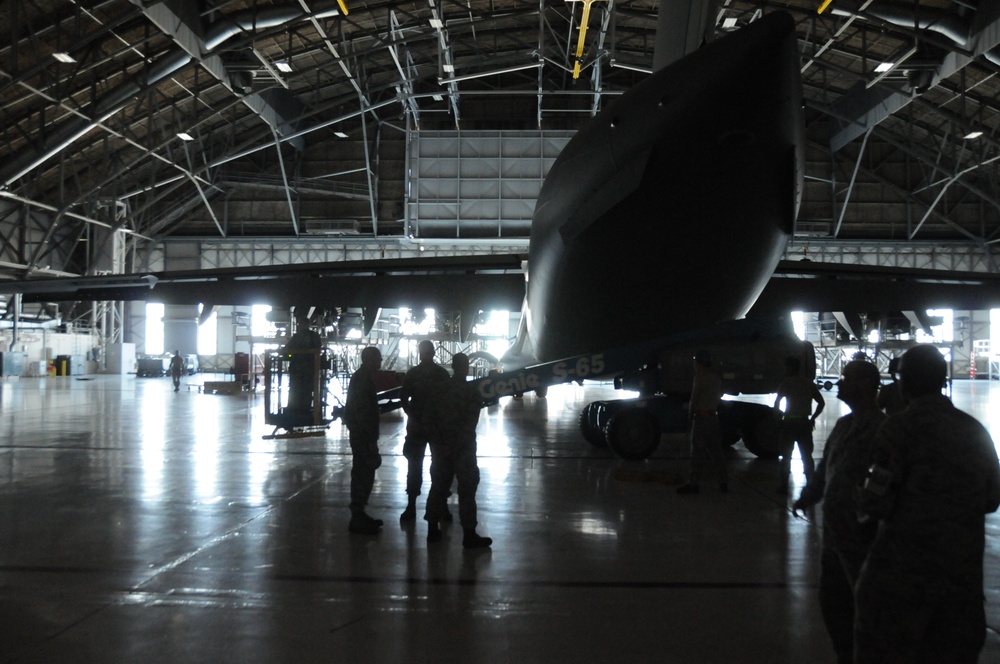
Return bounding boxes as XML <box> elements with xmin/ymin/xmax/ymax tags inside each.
<box><xmin>535</xmin><ymin>384</ymin><xmax>548</xmax><ymax>398</ymax></box>
<box><xmin>606</xmin><ymin>408</ymin><xmax>660</xmax><ymax>460</ymax></box>
<box><xmin>740</xmin><ymin>413</ymin><xmax>780</xmax><ymax>459</ymax></box>
<box><xmin>579</xmin><ymin>403</ymin><xmax>608</xmax><ymax>447</ymax></box>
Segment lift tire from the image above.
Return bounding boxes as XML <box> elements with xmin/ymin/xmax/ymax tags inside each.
<box><xmin>535</xmin><ymin>384</ymin><xmax>548</xmax><ymax>398</ymax></box>
<box><xmin>718</xmin><ymin>401</ymin><xmax>780</xmax><ymax>459</ymax></box>
<box><xmin>606</xmin><ymin>408</ymin><xmax>661</xmax><ymax>460</ymax></box>
<box><xmin>579</xmin><ymin>403</ymin><xmax>608</xmax><ymax>447</ymax></box>
<box><xmin>741</xmin><ymin>418</ymin><xmax>780</xmax><ymax>459</ymax></box>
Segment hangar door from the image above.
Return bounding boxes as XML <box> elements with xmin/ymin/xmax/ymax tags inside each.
<box><xmin>406</xmin><ymin>130</ymin><xmax>573</xmax><ymax>239</ymax></box>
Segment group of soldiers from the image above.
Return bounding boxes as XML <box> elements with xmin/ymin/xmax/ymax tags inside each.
<box><xmin>678</xmin><ymin>345</ymin><xmax>1000</xmax><ymax>663</ymax></box>
<box><xmin>341</xmin><ymin>339</ymin><xmax>492</xmax><ymax>549</ymax></box>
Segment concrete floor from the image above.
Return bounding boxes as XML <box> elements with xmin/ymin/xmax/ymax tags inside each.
<box><xmin>1</xmin><ymin>373</ymin><xmax>998</xmax><ymax>663</ymax></box>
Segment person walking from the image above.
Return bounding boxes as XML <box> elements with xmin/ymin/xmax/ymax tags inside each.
<box><xmin>169</xmin><ymin>350</ymin><xmax>185</xmax><ymax>392</ymax></box>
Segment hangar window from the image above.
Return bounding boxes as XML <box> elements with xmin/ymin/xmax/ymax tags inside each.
<box><xmin>991</xmin><ymin>309</ymin><xmax>1000</xmax><ymax>358</ymax></box>
<box><xmin>251</xmin><ymin>304</ymin><xmax>273</xmax><ymax>338</ymax></box>
<box><xmin>145</xmin><ymin>302</ymin><xmax>164</xmax><ymax>355</ymax></box>
<box><xmin>791</xmin><ymin>311</ymin><xmax>806</xmax><ymax>340</ymax></box>
<box><xmin>476</xmin><ymin>310</ymin><xmax>511</xmax><ymax>359</ymax></box>
<box><xmin>198</xmin><ymin>305</ymin><xmax>217</xmax><ymax>356</ymax></box>
<box><xmin>916</xmin><ymin>309</ymin><xmax>953</xmax><ymax>344</ymax></box>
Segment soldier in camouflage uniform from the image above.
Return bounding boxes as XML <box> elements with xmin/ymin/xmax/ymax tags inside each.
<box><xmin>343</xmin><ymin>346</ymin><xmax>384</xmax><ymax>535</ymax></box>
<box><xmin>854</xmin><ymin>344</ymin><xmax>1000</xmax><ymax>663</ymax></box>
<box><xmin>399</xmin><ymin>340</ymin><xmax>451</xmax><ymax>522</ymax></box>
<box><xmin>424</xmin><ymin>353</ymin><xmax>492</xmax><ymax>548</ymax></box>
<box><xmin>792</xmin><ymin>360</ymin><xmax>884</xmax><ymax>664</ymax></box>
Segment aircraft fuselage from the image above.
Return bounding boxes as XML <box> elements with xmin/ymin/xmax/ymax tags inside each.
<box><xmin>524</xmin><ymin>13</ymin><xmax>804</xmax><ymax>364</ymax></box>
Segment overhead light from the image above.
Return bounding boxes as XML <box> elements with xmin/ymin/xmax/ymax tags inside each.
<box><xmin>177</xmin><ymin>132</ymin><xmax>195</xmax><ymax>141</ymax></box>
<box><xmin>432</xmin><ymin>94</ymin><xmax>444</xmax><ymax>101</ymax></box>
<box><xmin>875</xmin><ymin>62</ymin><xmax>894</xmax><ymax>73</ymax></box>
<box><xmin>442</xmin><ymin>63</ymin><xmax>455</xmax><ymax>73</ymax></box>
<box><xmin>722</xmin><ymin>18</ymin><xmax>738</xmax><ymax>29</ymax></box>
<box><xmin>429</xmin><ymin>18</ymin><xmax>443</xmax><ymax>29</ymax></box>
<box><xmin>53</xmin><ymin>52</ymin><xmax>76</xmax><ymax>64</ymax></box>
<box><xmin>964</xmin><ymin>131</ymin><xmax>983</xmax><ymax>140</ymax></box>
<box><xmin>334</xmin><ymin>131</ymin><xmax>349</xmax><ymax>138</ymax></box>
<box><xmin>275</xmin><ymin>60</ymin><xmax>293</xmax><ymax>73</ymax></box>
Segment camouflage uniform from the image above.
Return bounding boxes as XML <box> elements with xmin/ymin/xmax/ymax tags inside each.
<box><xmin>400</xmin><ymin>360</ymin><xmax>450</xmax><ymax>497</ymax></box>
<box><xmin>344</xmin><ymin>363</ymin><xmax>381</xmax><ymax>517</ymax></box>
<box><xmin>424</xmin><ymin>374</ymin><xmax>483</xmax><ymax>527</ymax></box>
<box><xmin>796</xmin><ymin>409</ymin><xmax>885</xmax><ymax>663</ymax></box>
<box><xmin>854</xmin><ymin>394</ymin><xmax>1000</xmax><ymax>663</ymax></box>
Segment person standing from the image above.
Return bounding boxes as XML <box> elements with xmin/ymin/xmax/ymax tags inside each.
<box><xmin>398</xmin><ymin>340</ymin><xmax>450</xmax><ymax>521</ymax></box>
<box><xmin>169</xmin><ymin>350</ymin><xmax>185</xmax><ymax>392</ymax></box>
<box><xmin>792</xmin><ymin>360</ymin><xmax>885</xmax><ymax>664</ymax></box>
<box><xmin>854</xmin><ymin>344</ymin><xmax>1000</xmax><ymax>663</ymax></box>
<box><xmin>343</xmin><ymin>346</ymin><xmax>385</xmax><ymax>535</ymax></box>
<box><xmin>424</xmin><ymin>353</ymin><xmax>492</xmax><ymax>548</ymax></box>
<box><xmin>677</xmin><ymin>350</ymin><xmax>728</xmax><ymax>494</ymax></box>
<box><xmin>773</xmin><ymin>356</ymin><xmax>825</xmax><ymax>493</ymax></box>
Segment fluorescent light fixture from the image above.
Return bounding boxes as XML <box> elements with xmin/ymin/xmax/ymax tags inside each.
<box><xmin>722</xmin><ymin>18</ymin><xmax>738</xmax><ymax>29</ymax></box>
<box><xmin>439</xmin><ymin>62</ymin><xmax>543</xmax><ymax>85</ymax></box>
<box><xmin>442</xmin><ymin>63</ymin><xmax>455</xmax><ymax>73</ymax></box>
<box><xmin>275</xmin><ymin>60</ymin><xmax>293</xmax><ymax>73</ymax></box>
<box><xmin>429</xmin><ymin>18</ymin><xmax>443</xmax><ymax>29</ymax></box>
<box><xmin>334</xmin><ymin>131</ymin><xmax>349</xmax><ymax>138</ymax></box>
<box><xmin>875</xmin><ymin>62</ymin><xmax>894</xmax><ymax>73</ymax></box>
<box><xmin>432</xmin><ymin>94</ymin><xmax>444</xmax><ymax>101</ymax></box>
<box><xmin>177</xmin><ymin>132</ymin><xmax>195</xmax><ymax>141</ymax></box>
<box><xmin>964</xmin><ymin>131</ymin><xmax>983</xmax><ymax>140</ymax></box>
<box><xmin>53</xmin><ymin>52</ymin><xmax>76</xmax><ymax>63</ymax></box>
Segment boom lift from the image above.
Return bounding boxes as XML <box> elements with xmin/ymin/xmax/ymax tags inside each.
<box><xmin>335</xmin><ymin>318</ymin><xmax>814</xmax><ymax>460</ymax></box>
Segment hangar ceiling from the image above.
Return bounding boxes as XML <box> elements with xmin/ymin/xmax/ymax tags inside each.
<box><xmin>2</xmin><ymin>0</ymin><xmax>1000</xmax><ymax>281</ymax></box>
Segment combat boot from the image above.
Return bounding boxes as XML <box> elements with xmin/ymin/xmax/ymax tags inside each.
<box><xmin>348</xmin><ymin>514</ymin><xmax>382</xmax><ymax>535</ymax></box>
<box><xmin>462</xmin><ymin>528</ymin><xmax>492</xmax><ymax>549</ymax></box>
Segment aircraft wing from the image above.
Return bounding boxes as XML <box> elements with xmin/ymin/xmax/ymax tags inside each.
<box><xmin>0</xmin><ymin>253</ymin><xmax>527</xmax><ymax>315</ymax></box>
<box><xmin>751</xmin><ymin>260</ymin><xmax>1000</xmax><ymax>314</ymax></box>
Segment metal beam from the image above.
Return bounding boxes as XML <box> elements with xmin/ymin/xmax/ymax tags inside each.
<box><xmin>828</xmin><ymin>3</ymin><xmax>1000</xmax><ymax>151</ymax></box>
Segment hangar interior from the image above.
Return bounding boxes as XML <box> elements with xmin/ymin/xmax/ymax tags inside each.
<box><xmin>1</xmin><ymin>2</ymin><xmax>1000</xmax><ymax>662</ymax></box>
<box><xmin>2</xmin><ymin>0</ymin><xmax>1000</xmax><ymax>375</ymax></box>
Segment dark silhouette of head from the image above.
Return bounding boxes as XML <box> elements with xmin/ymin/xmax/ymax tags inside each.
<box><xmin>453</xmin><ymin>353</ymin><xmax>470</xmax><ymax>379</ymax></box>
<box><xmin>898</xmin><ymin>345</ymin><xmax>947</xmax><ymax>400</ymax></box>
<box><xmin>694</xmin><ymin>349</ymin><xmax>712</xmax><ymax>368</ymax></box>
<box><xmin>360</xmin><ymin>346</ymin><xmax>382</xmax><ymax>369</ymax></box>
<box><xmin>838</xmin><ymin>360</ymin><xmax>880</xmax><ymax>410</ymax></box>
<box><xmin>417</xmin><ymin>340</ymin><xmax>435</xmax><ymax>362</ymax></box>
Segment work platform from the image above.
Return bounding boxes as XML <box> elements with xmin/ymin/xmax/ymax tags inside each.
<box><xmin>0</xmin><ymin>375</ymin><xmax>997</xmax><ymax>662</ymax></box>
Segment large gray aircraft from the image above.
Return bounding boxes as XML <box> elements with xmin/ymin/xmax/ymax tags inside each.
<box><xmin>3</xmin><ymin>12</ymin><xmax>1000</xmax><ymax>454</ymax></box>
